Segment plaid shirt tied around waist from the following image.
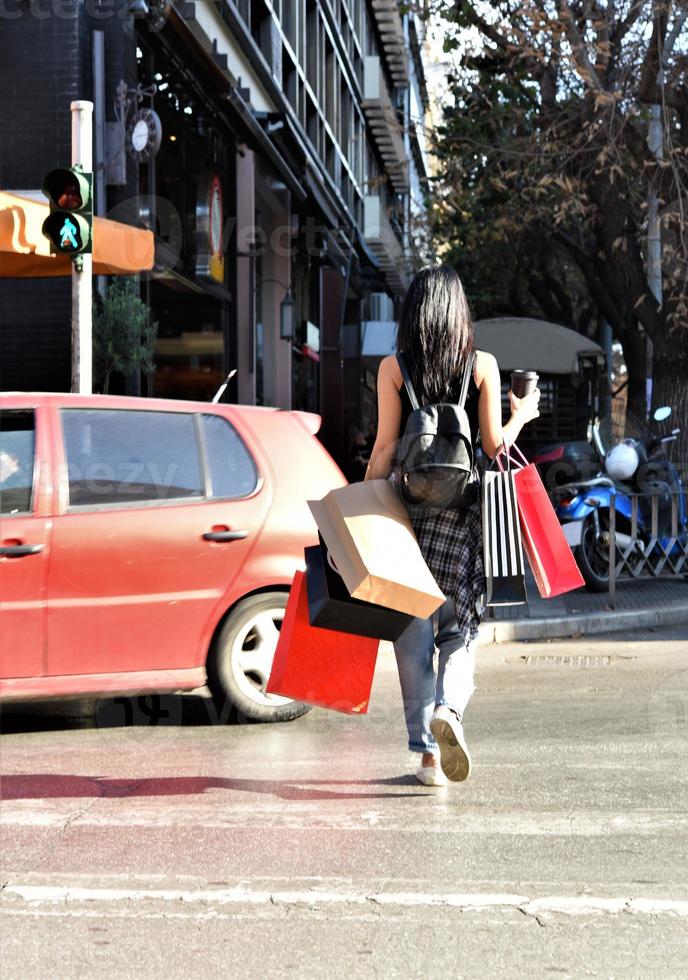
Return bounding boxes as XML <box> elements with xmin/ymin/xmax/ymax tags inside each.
<box><xmin>393</xmin><ymin>477</ymin><xmax>487</xmax><ymax>646</ymax></box>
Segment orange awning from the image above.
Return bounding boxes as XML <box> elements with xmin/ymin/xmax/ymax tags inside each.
<box><xmin>0</xmin><ymin>191</ymin><xmax>155</xmax><ymax>277</ymax></box>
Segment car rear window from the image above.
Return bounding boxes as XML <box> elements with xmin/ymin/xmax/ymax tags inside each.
<box><xmin>201</xmin><ymin>414</ymin><xmax>258</xmax><ymax>498</ymax></box>
<box><xmin>61</xmin><ymin>409</ymin><xmax>203</xmax><ymax>506</ymax></box>
<box><xmin>0</xmin><ymin>409</ymin><xmax>36</xmax><ymax>516</ymax></box>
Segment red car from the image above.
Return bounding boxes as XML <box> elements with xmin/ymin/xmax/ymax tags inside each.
<box><xmin>0</xmin><ymin>393</ymin><xmax>345</xmax><ymax>722</ymax></box>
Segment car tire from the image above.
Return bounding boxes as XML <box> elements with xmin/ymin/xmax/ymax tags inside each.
<box><xmin>206</xmin><ymin>591</ymin><xmax>312</xmax><ymax>724</ymax></box>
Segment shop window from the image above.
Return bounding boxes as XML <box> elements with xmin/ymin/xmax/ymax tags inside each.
<box><xmin>152</xmin><ymin>292</ymin><xmax>225</xmax><ymax>403</ymax></box>
<box><xmin>0</xmin><ymin>410</ymin><xmax>35</xmax><ymax>516</ymax></box>
<box><xmin>202</xmin><ymin>415</ymin><xmax>258</xmax><ymax>499</ymax></box>
<box><xmin>136</xmin><ymin>32</ymin><xmax>233</xmax><ymax>404</ymax></box>
<box><xmin>61</xmin><ymin>409</ymin><xmax>203</xmax><ymax>507</ymax></box>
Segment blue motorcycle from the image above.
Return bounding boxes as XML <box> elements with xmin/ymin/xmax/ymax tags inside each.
<box><xmin>544</xmin><ymin>407</ymin><xmax>685</xmax><ymax>592</ymax></box>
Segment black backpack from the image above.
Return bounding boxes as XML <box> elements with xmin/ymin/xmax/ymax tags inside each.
<box><xmin>394</xmin><ymin>351</ymin><xmax>477</xmax><ymax>509</ymax></box>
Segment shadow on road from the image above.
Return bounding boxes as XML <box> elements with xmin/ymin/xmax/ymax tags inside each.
<box><xmin>0</xmin><ymin>772</ymin><xmax>429</xmax><ymax>802</ymax></box>
<box><xmin>0</xmin><ymin>691</ymin><xmax>292</xmax><ymax>734</ymax></box>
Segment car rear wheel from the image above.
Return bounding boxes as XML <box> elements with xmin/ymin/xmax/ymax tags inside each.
<box><xmin>206</xmin><ymin>592</ymin><xmax>312</xmax><ymax>723</ymax></box>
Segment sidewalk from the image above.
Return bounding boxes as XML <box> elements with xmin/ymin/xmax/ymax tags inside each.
<box><xmin>480</xmin><ymin>569</ymin><xmax>688</xmax><ymax>643</ymax></box>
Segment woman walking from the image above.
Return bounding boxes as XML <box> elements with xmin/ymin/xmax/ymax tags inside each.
<box><xmin>365</xmin><ymin>265</ymin><xmax>541</xmax><ymax>786</ymax></box>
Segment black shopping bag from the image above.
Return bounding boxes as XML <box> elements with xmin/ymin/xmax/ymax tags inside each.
<box><xmin>305</xmin><ymin>536</ymin><xmax>416</xmax><ymax>641</ymax></box>
<box><xmin>482</xmin><ymin>467</ymin><xmax>527</xmax><ymax>606</ymax></box>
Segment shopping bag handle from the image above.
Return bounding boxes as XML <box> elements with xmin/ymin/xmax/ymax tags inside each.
<box><xmin>494</xmin><ymin>441</ymin><xmax>529</xmax><ymax>472</ymax></box>
<box><xmin>326</xmin><ymin>550</ymin><xmax>341</xmax><ymax>575</ymax></box>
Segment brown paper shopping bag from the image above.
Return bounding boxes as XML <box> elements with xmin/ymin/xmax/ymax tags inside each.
<box><xmin>308</xmin><ymin>479</ymin><xmax>445</xmax><ymax>619</ymax></box>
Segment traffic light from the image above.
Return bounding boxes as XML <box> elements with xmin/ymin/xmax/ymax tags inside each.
<box><xmin>41</xmin><ymin>167</ymin><xmax>93</xmax><ymax>256</ymax></box>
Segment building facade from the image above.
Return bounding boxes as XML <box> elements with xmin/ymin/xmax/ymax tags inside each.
<box><xmin>0</xmin><ymin>0</ymin><xmax>431</xmax><ymax>469</ymax></box>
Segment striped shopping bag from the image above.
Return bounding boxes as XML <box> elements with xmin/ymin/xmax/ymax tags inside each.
<box><xmin>482</xmin><ymin>465</ymin><xmax>527</xmax><ymax>605</ymax></box>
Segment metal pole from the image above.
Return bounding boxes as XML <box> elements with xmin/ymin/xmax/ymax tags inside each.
<box><xmin>646</xmin><ymin>101</ymin><xmax>662</xmax><ymax>420</ymax></box>
<box><xmin>92</xmin><ymin>32</ymin><xmax>107</xmax><ymax>302</ymax></box>
<box><xmin>608</xmin><ymin>493</ymin><xmax>616</xmax><ymax>610</ymax></box>
<box><xmin>92</xmin><ymin>35</ymin><xmax>106</xmax><ymax>220</ymax></box>
<box><xmin>71</xmin><ymin>100</ymin><xmax>94</xmax><ymax>394</ymax></box>
<box><xmin>599</xmin><ymin>317</ymin><xmax>613</xmax><ymax>419</ymax></box>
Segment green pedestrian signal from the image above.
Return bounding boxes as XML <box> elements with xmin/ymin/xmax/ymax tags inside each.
<box><xmin>41</xmin><ymin>167</ymin><xmax>93</xmax><ymax>256</ymax></box>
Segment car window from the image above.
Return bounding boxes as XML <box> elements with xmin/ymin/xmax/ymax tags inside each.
<box><xmin>61</xmin><ymin>409</ymin><xmax>203</xmax><ymax>507</ymax></box>
<box><xmin>0</xmin><ymin>410</ymin><xmax>36</xmax><ymax>516</ymax></box>
<box><xmin>201</xmin><ymin>414</ymin><xmax>258</xmax><ymax>499</ymax></box>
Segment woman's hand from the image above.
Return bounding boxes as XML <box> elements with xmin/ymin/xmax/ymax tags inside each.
<box><xmin>508</xmin><ymin>387</ymin><xmax>541</xmax><ymax>424</ymax></box>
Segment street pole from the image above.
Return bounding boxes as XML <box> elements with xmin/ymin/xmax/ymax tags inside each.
<box><xmin>92</xmin><ymin>32</ymin><xmax>107</xmax><ymax>302</ymax></box>
<box><xmin>646</xmin><ymin>101</ymin><xmax>662</xmax><ymax>419</ymax></box>
<box><xmin>71</xmin><ymin>100</ymin><xmax>94</xmax><ymax>394</ymax></box>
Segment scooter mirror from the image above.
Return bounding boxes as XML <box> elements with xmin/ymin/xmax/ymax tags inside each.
<box><xmin>653</xmin><ymin>406</ymin><xmax>672</xmax><ymax>422</ymax></box>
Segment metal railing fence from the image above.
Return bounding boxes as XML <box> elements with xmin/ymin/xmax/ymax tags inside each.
<box><xmin>608</xmin><ymin>491</ymin><xmax>688</xmax><ymax>609</ymax></box>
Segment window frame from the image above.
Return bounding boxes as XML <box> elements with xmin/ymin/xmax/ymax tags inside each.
<box><xmin>60</xmin><ymin>407</ymin><xmax>207</xmax><ymax>513</ymax></box>
<box><xmin>199</xmin><ymin>412</ymin><xmax>261</xmax><ymax>501</ymax></box>
<box><xmin>58</xmin><ymin>407</ymin><xmax>261</xmax><ymax>513</ymax></box>
<box><xmin>0</xmin><ymin>408</ymin><xmax>38</xmax><ymax>518</ymax></box>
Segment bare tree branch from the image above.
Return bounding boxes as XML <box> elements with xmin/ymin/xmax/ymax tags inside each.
<box><xmin>638</xmin><ymin>0</ymin><xmax>669</xmax><ymax>100</ymax></box>
<box><xmin>555</xmin><ymin>0</ymin><xmax>604</xmax><ymax>90</ymax></box>
<box><xmin>452</xmin><ymin>0</ymin><xmax>510</xmax><ymax>50</ymax></box>
<box><xmin>609</xmin><ymin>0</ymin><xmax>650</xmax><ymax>50</ymax></box>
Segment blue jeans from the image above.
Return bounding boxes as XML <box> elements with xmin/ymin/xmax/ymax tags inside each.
<box><xmin>393</xmin><ymin>597</ymin><xmax>477</xmax><ymax>754</ymax></box>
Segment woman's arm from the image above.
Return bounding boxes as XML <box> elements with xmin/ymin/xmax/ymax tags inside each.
<box><xmin>364</xmin><ymin>355</ymin><xmax>403</xmax><ymax>481</ymax></box>
<box><xmin>477</xmin><ymin>351</ymin><xmax>540</xmax><ymax>458</ymax></box>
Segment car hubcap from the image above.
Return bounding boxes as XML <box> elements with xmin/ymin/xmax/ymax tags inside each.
<box><xmin>230</xmin><ymin>605</ymin><xmax>293</xmax><ymax>707</ymax></box>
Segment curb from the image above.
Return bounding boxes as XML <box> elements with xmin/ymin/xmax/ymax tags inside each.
<box><xmin>479</xmin><ymin>602</ymin><xmax>688</xmax><ymax>644</ymax></box>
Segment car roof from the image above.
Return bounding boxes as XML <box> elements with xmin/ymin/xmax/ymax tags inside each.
<box><xmin>0</xmin><ymin>393</ymin><xmax>324</xmax><ymax>437</ymax></box>
<box><xmin>0</xmin><ymin>392</ymin><xmax>280</xmax><ymax>415</ymax></box>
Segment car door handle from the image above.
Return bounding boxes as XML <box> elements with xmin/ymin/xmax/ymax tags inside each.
<box><xmin>202</xmin><ymin>529</ymin><xmax>249</xmax><ymax>542</ymax></box>
<box><xmin>0</xmin><ymin>544</ymin><xmax>45</xmax><ymax>558</ymax></box>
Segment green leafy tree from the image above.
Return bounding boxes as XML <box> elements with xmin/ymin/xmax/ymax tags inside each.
<box><xmin>424</xmin><ymin>0</ymin><xmax>688</xmax><ymax>444</ymax></box>
<box><xmin>93</xmin><ymin>277</ymin><xmax>158</xmax><ymax>394</ymax></box>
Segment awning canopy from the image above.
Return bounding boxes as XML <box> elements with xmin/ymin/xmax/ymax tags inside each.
<box><xmin>0</xmin><ymin>191</ymin><xmax>155</xmax><ymax>277</ymax></box>
<box><xmin>475</xmin><ymin>317</ymin><xmax>605</xmax><ymax>375</ymax></box>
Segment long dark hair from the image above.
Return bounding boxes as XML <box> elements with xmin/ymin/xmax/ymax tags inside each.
<box><xmin>395</xmin><ymin>264</ymin><xmax>475</xmax><ymax>404</ymax></box>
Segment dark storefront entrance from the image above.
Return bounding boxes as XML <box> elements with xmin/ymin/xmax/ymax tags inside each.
<box><xmin>135</xmin><ymin>30</ymin><xmax>235</xmax><ymax>402</ymax></box>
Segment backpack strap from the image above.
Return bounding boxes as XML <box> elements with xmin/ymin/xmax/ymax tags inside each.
<box><xmin>396</xmin><ymin>352</ymin><xmax>420</xmax><ymax>412</ymax></box>
<box><xmin>458</xmin><ymin>351</ymin><xmax>476</xmax><ymax>409</ymax></box>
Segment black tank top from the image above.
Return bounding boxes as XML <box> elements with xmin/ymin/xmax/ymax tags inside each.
<box><xmin>397</xmin><ymin>353</ymin><xmax>481</xmax><ymax>444</ymax></box>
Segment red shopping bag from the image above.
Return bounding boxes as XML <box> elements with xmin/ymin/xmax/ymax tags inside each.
<box><xmin>500</xmin><ymin>446</ymin><xmax>584</xmax><ymax>598</ymax></box>
<box><xmin>266</xmin><ymin>571</ymin><xmax>380</xmax><ymax>714</ymax></box>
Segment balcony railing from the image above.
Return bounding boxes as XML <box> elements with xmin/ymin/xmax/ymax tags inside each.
<box><xmin>370</xmin><ymin>0</ymin><xmax>409</xmax><ymax>87</ymax></box>
<box><xmin>362</xmin><ymin>56</ymin><xmax>409</xmax><ymax>195</ymax></box>
<box><xmin>363</xmin><ymin>194</ymin><xmax>409</xmax><ymax>296</ymax></box>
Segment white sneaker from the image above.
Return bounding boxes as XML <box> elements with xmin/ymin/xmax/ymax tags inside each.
<box><xmin>429</xmin><ymin>706</ymin><xmax>471</xmax><ymax>782</ymax></box>
<box><xmin>415</xmin><ymin>761</ymin><xmax>448</xmax><ymax>786</ymax></box>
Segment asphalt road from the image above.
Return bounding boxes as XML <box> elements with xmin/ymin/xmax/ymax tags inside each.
<box><xmin>1</xmin><ymin>626</ymin><xmax>687</xmax><ymax>979</ymax></box>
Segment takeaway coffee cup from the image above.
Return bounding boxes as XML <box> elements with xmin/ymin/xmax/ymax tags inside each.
<box><xmin>511</xmin><ymin>370</ymin><xmax>539</xmax><ymax>398</ymax></box>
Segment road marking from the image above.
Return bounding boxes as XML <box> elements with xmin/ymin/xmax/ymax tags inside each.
<box><xmin>2</xmin><ymin>802</ymin><xmax>687</xmax><ymax>836</ymax></box>
<box><xmin>2</xmin><ymin>883</ymin><xmax>688</xmax><ymax>919</ymax></box>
